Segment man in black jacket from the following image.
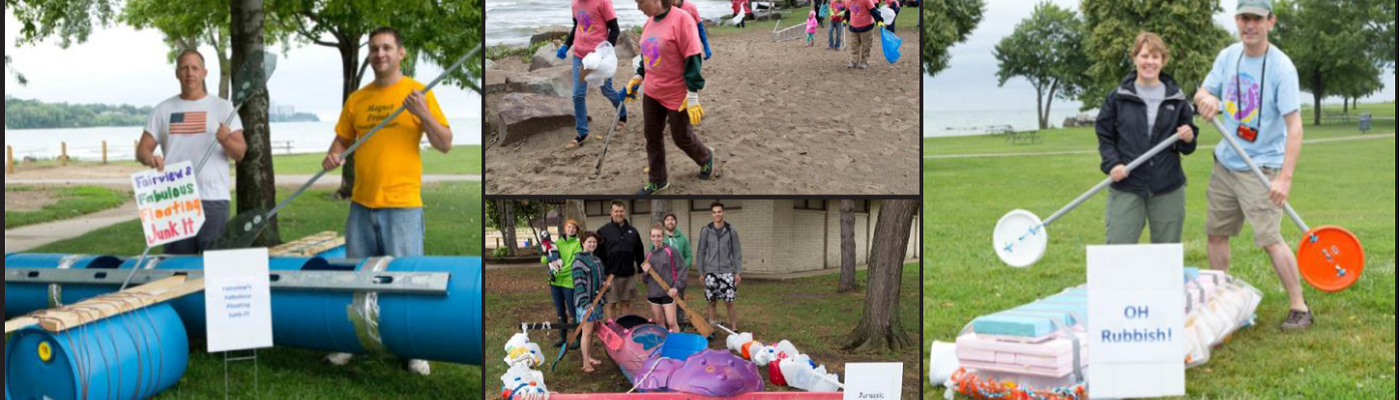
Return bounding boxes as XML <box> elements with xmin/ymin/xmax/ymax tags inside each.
<box><xmin>1095</xmin><ymin>32</ymin><xmax>1198</xmax><ymax>245</ymax></box>
<box><xmin>597</xmin><ymin>200</ymin><xmax>645</xmax><ymax>320</ymax></box>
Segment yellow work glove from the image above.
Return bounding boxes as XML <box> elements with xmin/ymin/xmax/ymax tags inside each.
<box><xmin>623</xmin><ymin>77</ymin><xmax>643</xmax><ymax>103</ymax></box>
<box><xmin>679</xmin><ymin>91</ymin><xmax>704</xmax><ymax>125</ymax></box>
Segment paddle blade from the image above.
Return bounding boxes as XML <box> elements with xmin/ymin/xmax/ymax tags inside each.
<box><xmin>1298</xmin><ymin>226</ymin><xmax>1365</xmax><ymax>292</ymax></box>
<box><xmin>213</xmin><ymin>208</ymin><xmax>271</xmax><ymax>250</ymax></box>
<box><xmin>230</xmin><ymin>51</ymin><xmax>279</xmax><ymax>106</ymax></box>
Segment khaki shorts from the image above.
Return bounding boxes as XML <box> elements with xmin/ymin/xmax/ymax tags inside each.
<box><xmin>606</xmin><ymin>274</ymin><xmax>640</xmax><ymax>303</ymax></box>
<box><xmin>1205</xmin><ymin>161</ymin><xmax>1285</xmax><ymax>248</ymax></box>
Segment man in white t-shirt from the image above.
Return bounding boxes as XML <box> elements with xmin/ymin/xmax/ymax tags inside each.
<box><xmin>136</xmin><ymin>49</ymin><xmax>246</xmax><ymax>255</ymax></box>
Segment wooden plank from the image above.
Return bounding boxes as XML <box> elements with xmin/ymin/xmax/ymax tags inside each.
<box><xmin>270</xmin><ymin>231</ymin><xmax>344</xmax><ymax>257</ymax></box>
<box><xmin>4</xmin><ymin>276</ymin><xmax>207</xmax><ymax>333</ymax></box>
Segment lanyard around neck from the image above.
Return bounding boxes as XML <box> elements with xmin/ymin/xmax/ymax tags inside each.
<box><xmin>1234</xmin><ymin>45</ymin><xmax>1268</xmax><ymax>129</ymax></box>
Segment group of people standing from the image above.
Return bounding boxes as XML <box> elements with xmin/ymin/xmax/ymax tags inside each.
<box><xmin>805</xmin><ymin>0</ymin><xmax>898</xmax><ymax>69</ymax></box>
<box><xmin>1095</xmin><ymin>0</ymin><xmax>1312</xmax><ymax>331</ymax></box>
<box><xmin>543</xmin><ymin>201</ymin><xmax>744</xmax><ymax>373</ymax></box>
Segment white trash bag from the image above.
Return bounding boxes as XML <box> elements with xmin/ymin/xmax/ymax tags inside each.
<box><xmin>878</xmin><ymin>6</ymin><xmax>896</xmax><ymax>25</ymax></box>
<box><xmin>581</xmin><ymin>42</ymin><xmax>618</xmax><ymax>88</ymax></box>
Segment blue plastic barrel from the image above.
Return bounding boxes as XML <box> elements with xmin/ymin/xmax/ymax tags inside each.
<box><xmin>4</xmin><ymin>253</ymin><xmax>483</xmax><ymax>366</ymax></box>
<box><xmin>4</xmin><ymin>254</ymin><xmax>126</xmax><ymax>319</ymax></box>
<box><xmin>5</xmin><ymin>303</ymin><xmax>189</xmax><ymax>400</ymax></box>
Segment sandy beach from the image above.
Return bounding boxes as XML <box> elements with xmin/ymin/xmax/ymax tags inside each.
<box><xmin>486</xmin><ymin>18</ymin><xmax>920</xmax><ymax>195</ymax></box>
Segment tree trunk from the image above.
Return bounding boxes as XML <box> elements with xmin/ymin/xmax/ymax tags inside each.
<box><xmin>651</xmin><ymin>200</ymin><xmax>670</xmax><ymax>230</ymax></box>
<box><xmin>210</xmin><ymin>29</ymin><xmax>231</xmax><ymax>100</ymax></box>
<box><xmin>502</xmin><ymin>200</ymin><xmax>518</xmax><ymax>256</ymax></box>
<box><xmin>837</xmin><ymin>199</ymin><xmax>857</xmax><ymax>293</ymax></box>
<box><xmin>1312</xmin><ymin>68</ymin><xmax>1324</xmax><ymax>126</ymax></box>
<box><xmin>842</xmin><ymin>199</ymin><xmax>916</xmax><ymax>353</ymax></box>
<box><xmin>231</xmin><ymin>0</ymin><xmax>279</xmax><ymax>246</ymax></box>
<box><xmin>1034</xmin><ymin>85</ymin><xmax>1046</xmax><ymax>130</ymax></box>
<box><xmin>335</xmin><ymin>37</ymin><xmax>362</xmax><ymax>199</ymax></box>
<box><xmin>1343</xmin><ymin>97</ymin><xmax>1349</xmax><ymax>115</ymax></box>
<box><xmin>565</xmin><ymin>200</ymin><xmax>588</xmax><ymax>233</ymax></box>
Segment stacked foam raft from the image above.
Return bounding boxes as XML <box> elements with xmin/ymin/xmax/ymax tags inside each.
<box><xmin>946</xmin><ymin>268</ymin><xmax>1262</xmax><ymax>399</ymax></box>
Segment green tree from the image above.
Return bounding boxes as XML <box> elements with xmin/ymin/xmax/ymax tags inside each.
<box><xmin>6</xmin><ymin>55</ymin><xmax>26</xmax><ymax>86</ymax></box>
<box><xmin>922</xmin><ymin>0</ymin><xmax>984</xmax><ymax>77</ymax></box>
<box><xmin>9</xmin><ymin>0</ymin><xmax>118</xmax><ymax>47</ymax></box>
<box><xmin>1332</xmin><ymin>66</ymin><xmax>1384</xmax><ymax>114</ymax></box>
<box><xmin>1275</xmin><ymin>0</ymin><xmax>1394</xmax><ymax>125</ymax></box>
<box><xmin>994</xmin><ymin>2</ymin><xmax>1089</xmax><ymax>130</ymax></box>
<box><xmin>1080</xmin><ymin>0</ymin><xmax>1229</xmax><ymax>111</ymax></box>
<box><xmin>120</xmin><ymin>0</ymin><xmax>240</xmax><ymax>99</ymax></box>
<box><xmin>265</xmin><ymin>0</ymin><xmax>483</xmax><ymax>199</ymax></box>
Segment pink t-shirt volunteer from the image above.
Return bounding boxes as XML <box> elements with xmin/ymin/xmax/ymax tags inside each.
<box><xmin>571</xmin><ymin>0</ymin><xmax>617</xmax><ymax>58</ymax></box>
<box><xmin>639</xmin><ymin>8</ymin><xmax>702</xmax><ymax>111</ymax></box>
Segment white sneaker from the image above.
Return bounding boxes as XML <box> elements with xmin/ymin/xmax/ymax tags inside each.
<box><xmin>325</xmin><ymin>352</ymin><xmax>354</xmax><ymax>366</ymax></box>
<box><xmin>407</xmin><ymin>359</ymin><xmax>432</xmax><ymax>376</ymax></box>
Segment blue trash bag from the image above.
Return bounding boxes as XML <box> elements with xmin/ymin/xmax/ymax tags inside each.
<box><xmin>880</xmin><ymin>27</ymin><xmax>902</xmax><ymax>64</ymax></box>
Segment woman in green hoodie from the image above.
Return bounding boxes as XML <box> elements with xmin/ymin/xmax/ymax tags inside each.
<box><xmin>545</xmin><ymin>219</ymin><xmax>585</xmax><ymax>348</ymax></box>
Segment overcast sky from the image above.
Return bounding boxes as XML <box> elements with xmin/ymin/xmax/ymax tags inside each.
<box><xmin>924</xmin><ymin>0</ymin><xmax>1396</xmax><ymax>112</ymax></box>
<box><xmin>4</xmin><ymin>9</ymin><xmax>483</xmax><ymax>127</ymax></box>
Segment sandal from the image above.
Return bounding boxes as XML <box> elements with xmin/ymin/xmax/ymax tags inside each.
<box><xmin>582</xmin><ymin>364</ymin><xmax>596</xmax><ymax>373</ymax></box>
<box><xmin>565</xmin><ymin>137</ymin><xmax>585</xmax><ymax>149</ymax></box>
<box><xmin>590</xmin><ymin>359</ymin><xmax>603</xmax><ymax>366</ymax></box>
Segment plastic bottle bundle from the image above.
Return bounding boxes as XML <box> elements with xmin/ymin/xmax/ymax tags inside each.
<box><xmin>732</xmin><ymin>337</ymin><xmax>842</xmax><ymax>392</ymax></box>
<box><xmin>500</xmin><ymin>333</ymin><xmax>549</xmax><ymax>400</ymax></box>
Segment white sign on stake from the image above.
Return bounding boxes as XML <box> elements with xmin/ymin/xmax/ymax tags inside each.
<box><xmin>130</xmin><ymin>160</ymin><xmax>205</xmax><ymax>247</ymax></box>
<box><xmin>844</xmin><ymin>362</ymin><xmax>902</xmax><ymax>400</ymax></box>
<box><xmin>1087</xmin><ymin>244</ymin><xmax>1186</xmax><ymax>398</ymax></box>
<box><xmin>205</xmin><ymin>248</ymin><xmax>273</xmax><ymax>353</ymax></box>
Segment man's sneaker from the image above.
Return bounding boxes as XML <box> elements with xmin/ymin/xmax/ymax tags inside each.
<box><xmin>1280</xmin><ymin>309</ymin><xmax>1313</xmax><ymax>331</ymax></box>
<box><xmin>636</xmin><ymin>181</ymin><xmax>670</xmax><ymax>195</ymax></box>
<box><xmin>407</xmin><ymin>359</ymin><xmax>432</xmax><ymax>376</ymax></box>
<box><xmin>859</xmin><ymin>63</ymin><xmax>869</xmax><ymax>70</ymax></box>
<box><xmin>847</xmin><ymin>62</ymin><xmax>856</xmax><ymax>69</ymax></box>
<box><xmin>325</xmin><ymin>352</ymin><xmax>354</xmax><ymax>366</ymax></box>
<box><xmin>699</xmin><ymin>148</ymin><xmax>717</xmax><ymax>180</ymax></box>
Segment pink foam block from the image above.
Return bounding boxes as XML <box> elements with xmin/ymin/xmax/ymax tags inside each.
<box><xmin>956</xmin><ymin>330</ymin><xmax>1089</xmax><ymax>378</ymax></box>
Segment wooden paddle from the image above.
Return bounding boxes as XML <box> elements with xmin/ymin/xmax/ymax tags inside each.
<box><xmin>643</xmin><ymin>267</ymin><xmax>714</xmax><ymax>337</ymax></box>
<box><xmin>551</xmin><ymin>274</ymin><xmax>613</xmax><ymax>371</ymax></box>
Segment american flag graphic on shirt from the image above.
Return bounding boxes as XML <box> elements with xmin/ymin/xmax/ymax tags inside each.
<box><xmin>170</xmin><ymin>111</ymin><xmax>207</xmax><ymax>135</ymax></box>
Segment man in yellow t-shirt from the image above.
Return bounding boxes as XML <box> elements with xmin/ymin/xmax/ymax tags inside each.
<box><xmin>320</xmin><ymin>26</ymin><xmax>453</xmax><ymax>376</ymax></box>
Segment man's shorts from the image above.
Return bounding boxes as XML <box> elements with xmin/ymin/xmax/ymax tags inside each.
<box><xmin>1206</xmin><ymin>161</ymin><xmax>1286</xmax><ymax>248</ymax></box>
<box><xmin>704</xmin><ymin>273</ymin><xmax>737</xmax><ymax>303</ymax></box>
<box><xmin>606</xmin><ymin>274</ymin><xmax>640</xmax><ymax>303</ymax></box>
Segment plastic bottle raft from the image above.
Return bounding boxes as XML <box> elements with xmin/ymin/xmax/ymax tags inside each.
<box><xmin>932</xmin><ymin>268</ymin><xmax>1263</xmax><ymax>400</ymax></box>
<box><xmin>4</xmin><ymin>253</ymin><xmax>483</xmax><ymax>366</ymax></box>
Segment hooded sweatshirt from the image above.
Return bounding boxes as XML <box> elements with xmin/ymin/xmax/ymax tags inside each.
<box><xmin>696</xmin><ymin>222</ymin><xmax>743</xmax><ymax>275</ymax></box>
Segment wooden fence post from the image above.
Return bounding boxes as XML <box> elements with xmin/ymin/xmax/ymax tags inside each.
<box><xmin>6</xmin><ymin>145</ymin><xmax>13</xmax><ymax>175</ymax></box>
<box><xmin>60</xmin><ymin>142</ymin><xmax>68</xmax><ymax>167</ymax></box>
<box><xmin>102</xmin><ymin>141</ymin><xmax>109</xmax><ymax>165</ymax></box>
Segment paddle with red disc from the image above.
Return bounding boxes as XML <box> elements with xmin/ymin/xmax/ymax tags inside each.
<box><xmin>1208</xmin><ymin>117</ymin><xmax>1364</xmax><ymax>292</ymax></box>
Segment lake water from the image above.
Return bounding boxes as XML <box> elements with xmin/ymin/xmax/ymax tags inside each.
<box><xmin>5</xmin><ymin>118</ymin><xmax>481</xmax><ymax>161</ymax></box>
<box><xmin>487</xmin><ymin>0</ymin><xmax>743</xmax><ymax>46</ymax></box>
<box><xmin>923</xmin><ymin>108</ymin><xmax>1090</xmax><ymax>138</ymax></box>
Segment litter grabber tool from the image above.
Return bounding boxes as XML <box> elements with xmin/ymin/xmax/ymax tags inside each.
<box><xmin>1207</xmin><ymin>117</ymin><xmax>1364</xmax><ymax>292</ymax></box>
<box><xmin>993</xmin><ymin>131</ymin><xmax>1186</xmax><ymax>268</ymax></box>
<box><xmin>214</xmin><ymin>44</ymin><xmax>483</xmax><ymax>250</ymax></box>
<box><xmin>118</xmin><ymin>51</ymin><xmax>279</xmax><ymax>292</ymax></box>
<box><xmin>643</xmin><ymin>267</ymin><xmax>714</xmax><ymax>337</ymax></box>
<box><xmin>590</xmin><ymin>72</ymin><xmax>640</xmax><ymax>180</ymax></box>
<box><xmin>551</xmin><ymin>274</ymin><xmax>613</xmax><ymax>371</ymax></box>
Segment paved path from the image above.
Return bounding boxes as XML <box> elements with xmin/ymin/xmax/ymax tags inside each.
<box><xmin>924</xmin><ymin>133</ymin><xmax>1395</xmax><ymax>160</ymax></box>
<box><xmin>5</xmin><ymin>201</ymin><xmax>138</xmax><ymax>253</ymax></box>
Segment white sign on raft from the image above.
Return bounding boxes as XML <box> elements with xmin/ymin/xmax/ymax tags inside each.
<box><xmin>204</xmin><ymin>248</ymin><xmax>274</xmax><ymax>353</ymax></box>
<box><xmin>1087</xmin><ymin>244</ymin><xmax>1186</xmax><ymax>398</ymax></box>
<box><xmin>844</xmin><ymin>362</ymin><xmax>902</xmax><ymax>400</ymax></box>
<box><xmin>130</xmin><ymin>160</ymin><xmax>205</xmax><ymax>247</ymax></box>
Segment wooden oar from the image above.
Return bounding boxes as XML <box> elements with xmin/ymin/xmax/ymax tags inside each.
<box><xmin>644</xmin><ymin>267</ymin><xmax>714</xmax><ymax>337</ymax></box>
<box><xmin>552</xmin><ymin>274</ymin><xmax>613</xmax><ymax>371</ymax></box>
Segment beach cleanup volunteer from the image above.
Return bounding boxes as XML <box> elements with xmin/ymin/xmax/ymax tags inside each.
<box><xmin>137</xmin><ymin>48</ymin><xmax>245</xmax><ymax>255</ymax></box>
<box><xmin>675</xmin><ymin>0</ymin><xmax>713</xmax><ymax>59</ymax></box>
<box><xmin>558</xmin><ymin>0</ymin><xmax>627</xmax><ymax>148</ymax></box>
<box><xmin>623</xmin><ymin>0</ymin><xmax>716</xmax><ymax>195</ymax></box>
<box><xmin>845</xmin><ymin>0</ymin><xmax>877</xmax><ymax>69</ymax></box>
<box><xmin>1194</xmin><ymin>0</ymin><xmax>1311</xmax><ymax>331</ymax></box>
<box><xmin>320</xmin><ymin>27</ymin><xmax>454</xmax><ymax>374</ymax></box>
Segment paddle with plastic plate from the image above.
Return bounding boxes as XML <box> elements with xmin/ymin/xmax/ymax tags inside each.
<box><xmin>1207</xmin><ymin>117</ymin><xmax>1364</xmax><ymax>292</ymax></box>
<box><xmin>214</xmin><ymin>44</ymin><xmax>482</xmax><ymax>250</ymax></box>
<box><xmin>993</xmin><ymin>131</ymin><xmax>1185</xmax><ymax>268</ymax></box>
<box><xmin>643</xmin><ymin>267</ymin><xmax>714</xmax><ymax>337</ymax></box>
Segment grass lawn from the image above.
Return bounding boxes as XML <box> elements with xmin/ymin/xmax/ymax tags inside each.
<box><xmin>925</xmin><ymin>102</ymin><xmax>1397</xmax><ymax>156</ymax></box>
<box><xmin>269</xmin><ymin>145</ymin><xmax>482</xmax><ymax>175</ymax></box>
<box><xmin>16</xmin><ymin>182</ymin><xmax>484</xmax><ymax>399</ymax></box>
<box><xmin>922</xmin><ymin>125</ymin><xmax>1396</xmax><ymax>398</ymax></box>
<box><xmin>4</xmin><ymin>185</ymin><xmax>129</xmax><ymax>229</ymax></box>
<box><xmin>485</xmin><ymin>263</ymin><xmax>922</xmax><ymax>399</ymax></box>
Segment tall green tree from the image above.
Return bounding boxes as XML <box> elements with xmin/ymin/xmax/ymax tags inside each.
<box><xmin>922</xmin><ymin>0</ymin><xmax>984</xmax><ymax>77</ymax></box>
<box><xmin>994</xmin><ymin>2</ymin><xmax>1089</xmax><ymax>130</ymax></box>
<box><xmin>265</xmin><ymin>0</ymin><xmax>483</xmax><ymax>198</ymax></box>
<box><xmin>1274</xmin><ymin>0</ymin><xmax>1394</xmax><ymax>125</ymax></box>
<box><xmin>231</xmin><ymin>0</ymin><xmax>281</xmax><ymax>246</ymax></box>
<box><xmin>1080</xmin><ymin>0</ymin><xmax>1229</xmax><ymax>111</ymax></box>
<box><xmin>120</xmin><ymin>0</ymin><xmax>238</xmax><ymax>99</ymax></box>
<box><xmin>9</xmin><ymin>0</ymin><xmax>118</xmax><ymax>48</ymax></box>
